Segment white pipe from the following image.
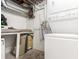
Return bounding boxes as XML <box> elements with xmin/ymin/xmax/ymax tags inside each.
<box><xmin>1</xmin><ymin>0</ymin><xmax>28</xmax><ymax>13</ymax></box>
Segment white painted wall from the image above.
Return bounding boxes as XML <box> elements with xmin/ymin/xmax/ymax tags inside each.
<box><xmin>1</xmin><ymin>9</ymin><xmax>28</xmax><ymax>53</ymax></box>
<box><xmin>1</xmin><ymin>35</ymin><xmax>16</xmax><ymax>53</ymax></box>
<box><xmin>1</xmin><ymin>10</ymin><xmax>28</xmax><ymax>29</ymax></box>
<box><xmin>33</xmin><ymin>9</ymin><xmax>45</xmax><ymax>51</ymax></box>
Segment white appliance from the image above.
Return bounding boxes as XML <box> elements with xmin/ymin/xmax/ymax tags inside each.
<box><xmin>47</xmin><ymin>0</ymin><xmax>78</xmax><ymax>16</ymax></box>
<box><xmin>45</xmin><ymin>33</ymin><xmax>78</xmax><ymax>59</ymax></box>
<box><xmin>1</xmin><ymin>38</ymin><xmax>5</xmax><ymax>59</ymax></box>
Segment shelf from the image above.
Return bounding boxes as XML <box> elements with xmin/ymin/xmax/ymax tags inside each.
<box><xmin>1</xmin><ymin>29</ymin><xmax>33</xmax><ymax>59</ymax></box>
<box><xmin>1</xmin><ymin>29</ymin><xmax>33</xmax><ymax>35</ymax></box>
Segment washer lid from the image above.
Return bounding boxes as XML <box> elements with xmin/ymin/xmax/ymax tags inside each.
<box><xmin>44</xmin><ymin>33</ymin><xmax>78</xmax><ymax>39</ymax></box>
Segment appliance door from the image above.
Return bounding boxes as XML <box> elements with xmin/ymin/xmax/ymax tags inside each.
<box><xmin>45</xmin><ymin>34</ymin><xmax>78</xmax><ymax>59</ymax></box>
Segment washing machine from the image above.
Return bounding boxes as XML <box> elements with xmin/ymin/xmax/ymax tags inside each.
<box><xmin>45</xmin><ymin>33</ymin><xmax>78</xmax><ymax>59</ymax></box>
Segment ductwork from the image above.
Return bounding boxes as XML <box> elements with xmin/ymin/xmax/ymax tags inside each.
<box><xmin>1</xmin><ymin>0</ymin><xmax>46</xmax><ymax>18</ymax></box>
<box><xmin>1</xmin><ymin>0</ymin><xmax>29</xmax><ymax>14</ymax></box>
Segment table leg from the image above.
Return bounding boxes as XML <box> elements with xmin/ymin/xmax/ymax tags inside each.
<box><xmin>16</xmin><ymin>33</ymin><xmax>20</xmax><ymax>59</ymax></box>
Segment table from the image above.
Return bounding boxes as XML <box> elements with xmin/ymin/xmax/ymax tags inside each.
<box><xmin>1</xmin><ymin>29</ymin><xmax>33</xmax><ymax>59</ymax></box>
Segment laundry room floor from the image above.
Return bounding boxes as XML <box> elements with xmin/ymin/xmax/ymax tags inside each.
<box><xmin>6</xmin><ymin>53</ymin><xmax>24</xmax><ymax>59</ymax></box>
<box><xmin>5</xmin><ymin>49</ymin><xmax>44</xmax><ymax>59</ymax></box>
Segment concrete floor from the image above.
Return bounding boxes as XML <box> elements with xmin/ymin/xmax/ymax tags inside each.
<box><xmin>6</xmin><ymin>53</ymin><xmax>16</xmax><ymax>59</ymax></box>
<box><xmin>6</xmin><ymin>53</ymin><xmax>24</xmax><ymax>59</ymax></box>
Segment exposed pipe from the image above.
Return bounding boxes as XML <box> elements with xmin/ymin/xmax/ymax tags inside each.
<box><xmin>1</xmin><ymin>0</ymin><xmax>28</xmax><ymax>13</ymax></box>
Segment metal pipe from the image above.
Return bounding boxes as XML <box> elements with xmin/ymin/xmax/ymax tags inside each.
<box><xmin>1</xmin><ymin>0</ymin><xmax>28</xmax><ymax>13</ymax></box>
